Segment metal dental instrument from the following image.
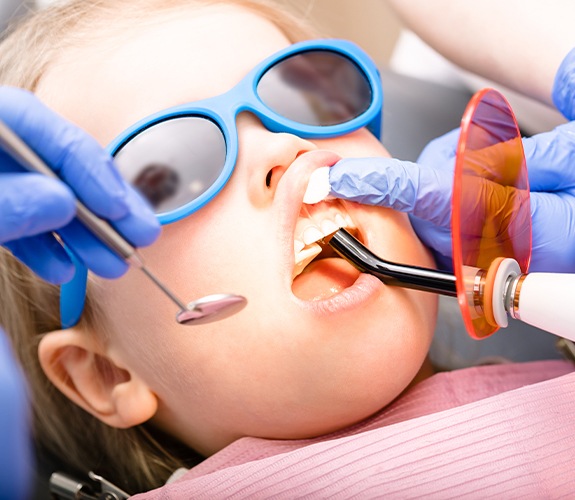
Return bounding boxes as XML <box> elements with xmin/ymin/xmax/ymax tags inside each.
<box><xmin>0</xmin><ymin>119</ymin><xmax>247</xmax><ymax>325</ymax></box>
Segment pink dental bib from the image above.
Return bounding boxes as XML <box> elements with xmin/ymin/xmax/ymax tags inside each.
<box><xmin>135</xmin><ymin>360</ymin><xmax>575</xmax><ymax>498</ymax></box>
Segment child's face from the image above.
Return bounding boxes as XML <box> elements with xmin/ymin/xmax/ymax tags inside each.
<box><xmin>38</xmin><ymin>4</ymin><xmax>437</xmax><ymax>455</ymax></box>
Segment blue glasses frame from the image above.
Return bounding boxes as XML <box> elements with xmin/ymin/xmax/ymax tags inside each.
<box><xmin>60</xmin><ymin>38</ymin><xmax>384</xmax><ymax>327</ymax></box>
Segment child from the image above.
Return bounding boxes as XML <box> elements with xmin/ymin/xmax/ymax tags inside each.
<box><xmin>0</xmin><ymin>0</ymin><xmax>572</xmax><ymax>496</ymax></box>
<box><xmin>0</xmin><ymin>0</ymin><xmax>437</xmax><ymax>492</ymax></box>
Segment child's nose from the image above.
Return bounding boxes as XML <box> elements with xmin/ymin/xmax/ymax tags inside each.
<box><xmin>237</xmin><ymin>113</ymin><xmax>317</xmax><ymax>207</ymax></box>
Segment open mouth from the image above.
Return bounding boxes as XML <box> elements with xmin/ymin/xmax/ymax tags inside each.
<box><xmin>292</xmin><ymin>200</ymin><xmax>362</xmax><ymax>301</ymax></box>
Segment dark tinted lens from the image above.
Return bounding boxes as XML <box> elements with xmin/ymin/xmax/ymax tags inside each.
<box><xmin>257</xmin><ymin>50</ymin><xmax>372</xmax><ymax>126</ymax></box>
<box><xmin>114</xmin><ymin>117</ymin><xmax>226</xmax><ymax>214</ymax></box>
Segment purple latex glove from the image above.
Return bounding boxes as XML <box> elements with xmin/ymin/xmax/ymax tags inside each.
<box><xmin>330</xmin><ymin>122</ymin><xmax>575</xmax><ymax>273</ymax></box>
<box><xmin>0</xmin><ymin>87</ymin><xmax>160</xmax><ymax>283</ymax></box>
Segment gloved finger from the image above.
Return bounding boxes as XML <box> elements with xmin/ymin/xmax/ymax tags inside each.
<box><xmin>0</xmin><ymin>172</ymin><xmax>75</xmax><ymax>243</ymax></box>
<box><xmin>529</xmin><ymin>191</ymin><xmax>575</xmax><ymax>273</ymax></box>
<box><xmin>416</xmin><ymin>128</ymin><xmax>460</xmax><ymax>171</ymax></box>
<box><xmin>414</xmin><ymin>176</ymin><xmax>525</xmax><ymax>273</ymax></box>
<box><xmin>110</xmin><ymin>185</ymin><xmax>162</xmax><ymax>247</ymax></box>
<box><xmin>0</xmin><ymin>147</ymin><xmax>42</xmax><ymax>174</ymax></box>
<box><xmin>0</xmin><ymin>87</ymin><xmax>159</xmax><ymax>240</ymax></box>
<box><xmin>434</xmin><ymin>252</ymin><xmax>453</xmax><ymax>272</ymax></box>
<box><xmin>552</xmin><ymin>47</ymin><xmax>575</xmax><ymax>120</ymax></box>
<box><xmin>330</xmin><ymin>157</ymin><xmax>453</xmax><ymax>227</ymax></box>
<box><xmin>329</xmin><ymin>157</ymin><xmax>419</xmax><ymax>209</ymax></box>
<box><xmin>420</xmin><ymin>127</ymin><xmax>523</xmax><ymax>184</ymax></box>
<box><xmin>57</xmin><ymin>219</ymin><xmax>128</xmax><ymax>279</ymax></box>
<box><xmin>522</xmin><ymin>121</ymin><xmax>575</xmax><ymax>191</ymax></box>
<box><xmin>409</xmin><ymin>215</ymin><xmax>453</xmax><ymax>271</ymax></box>
<box><xmin>4</xmin><ymin>233</ymin><xmax>74</xmax><ymax>284</ymax></box>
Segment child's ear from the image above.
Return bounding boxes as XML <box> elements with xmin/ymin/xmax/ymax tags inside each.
<box><xmin>38</xmin><ymin>328</ymin><xmax>157</xmax><ymax>429</ymax></box>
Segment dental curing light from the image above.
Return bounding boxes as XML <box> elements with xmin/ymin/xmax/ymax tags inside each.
<box><xmin>329</xmin><ymin>88</ymin><xmax>575</xmax><ymax>343</ymax></box>
<box><xmin>0</xmin><ymin>119</ymin><xmax>247</xmax><ymax>326</ymax></box>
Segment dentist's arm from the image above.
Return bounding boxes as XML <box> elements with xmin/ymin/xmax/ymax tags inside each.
<box><xmin>387</xmin><ymin>0</ymin><xmax>575</xmax><ymax>108</ymax></box>
<box><xmin>0</xmin><ymin>87</ymin><xmax>160</xmax><ymax>284</ymax></box>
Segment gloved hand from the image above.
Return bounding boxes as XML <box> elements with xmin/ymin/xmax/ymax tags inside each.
<box><xmin>329</xmin><ymin>129</ymin><xmax>458</xmax><ymax>270</ymax></box>
<box><xmin>329</xmin><ymin>122</ymin><xmax>575</xmax><ymax>273</ymax></box>
<box><xmin>522</xmin><ymin>121</ymin><xmax>575</xmax><ymax>272</ymax></box>
<box><xmin>553</xmin><ymin>47</ymin><xmax>575</xmax><ymax>120</ymax></box>
<box><xmin>0</xmin><ymin>86</ymin><xmax>160</xmax><ymax>284</ymax></box>
<box><xmin>0</xmin><ymin>329</ymin><xmax>31</xmax><ymax>500</ymax></box>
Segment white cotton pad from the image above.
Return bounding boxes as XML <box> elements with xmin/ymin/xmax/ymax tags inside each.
<box><xmin>303</xmin><ymin>166</ymin><xmax>331</xmax><ymax>204</ymax></box>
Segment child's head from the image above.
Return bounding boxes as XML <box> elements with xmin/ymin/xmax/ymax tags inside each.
<box><xmin>0</xmin><ymin>0</ymin><xmax>437</xmax><ymax>492</ymax></box>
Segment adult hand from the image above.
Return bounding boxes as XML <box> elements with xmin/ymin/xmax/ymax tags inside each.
<box><xmin>522</xmin><ymin>121</ymin><xmax>575</xmax><ymax>272</ymax></box>
<box><xmin>0</xmin><ymin>86</ymin><xmax>160</xmax><ymax>284</ymax></box>
<box><xmin>553</xmin><ymin>47</ymin><xmax>575</xmax><ymax>120</ymax></box>
<box><xmin>329</xmin><ymin>122</ymin><xmax>575</xmax><ymax>273</ymax></box>
<box><xmin>329</xmin><ymin>129</ymin><xmax>458</xmax><ymax>270</ymax></box>
<box><xmin>0</xmin><ymin>329</ymin><xmax>31</xmax><ymax>500</ymax></box>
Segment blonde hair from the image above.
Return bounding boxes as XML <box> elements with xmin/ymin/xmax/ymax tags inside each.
<box><xmin>0</xmin><ymin>0</ymin><xmax>317</xmax><ymax>493</ymax></box>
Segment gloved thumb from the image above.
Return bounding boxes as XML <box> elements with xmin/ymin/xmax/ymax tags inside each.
<box><xmin>329</xmin><ymin>157</ymin><xmax>453</xmax><ymax>227</ymax></box>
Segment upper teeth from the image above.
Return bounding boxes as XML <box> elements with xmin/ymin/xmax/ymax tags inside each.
<box><xmin>293</xmin><ymin>201</ymin><xmax>356</xmax><ymax>279</ymax></box>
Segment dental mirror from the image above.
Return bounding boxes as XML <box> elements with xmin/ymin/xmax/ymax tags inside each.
<box><xmin>139</xmin><ymin>264</ymin><xmax>247</xmax><ymax>325</ymax></box>
<box><xmin>176</xmin><ymin>294</ymin><xmax>248</xmax><ymax>325</ymax></box>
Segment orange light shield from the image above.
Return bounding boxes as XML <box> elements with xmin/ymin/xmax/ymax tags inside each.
<box><xmin>452</xmin><ymin>88</ymin><xmax>531</xmax><ymax>339</ymax></box>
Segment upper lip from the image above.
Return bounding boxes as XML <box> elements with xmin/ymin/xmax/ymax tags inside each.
<box><xmin>274</xmin><ymin>149</ymin><xmax>341</xmax><ymax>242</ymax></box>
<box><xmin>273</xmin><ymin>149</ymin><xmax>361</xmax><ymax>284</ymax></box>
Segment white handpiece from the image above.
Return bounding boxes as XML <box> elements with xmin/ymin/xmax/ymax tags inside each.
<box><xmin>516</xmin><ymin>273</ymin><xmax>575</xmax><ymax>342</ymax></box>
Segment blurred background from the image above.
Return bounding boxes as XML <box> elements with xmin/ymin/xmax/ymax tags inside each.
<box><xmin>1</xmin><ymin>0</ymin><xmax>565</xmax><ymax>137</ymax></box>
<box><xmin>292</xmin><ymin>0</ymin><xmax>565</xmax><ymax>136</ymax></box>
<box><xmin>290</xmin><ymin>0</ymin><xmax>403</xmax><ymax>67</ymax></box>
<box><xmin>0</xmin><ymin>0</ymin><xmax>404</xmax><ymax>66</ymax></box>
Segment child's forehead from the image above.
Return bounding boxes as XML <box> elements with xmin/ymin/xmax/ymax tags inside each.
<box><xmin>50</xmin><ymin>4</ymin><xmax>289</xmax><ymax>91</ymax></box>
<box><xmin>37</xmin><ymin>3</ymin><xmax>291</xmax><ymax>144</ymax></box>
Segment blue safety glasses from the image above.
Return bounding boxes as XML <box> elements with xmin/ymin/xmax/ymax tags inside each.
<box><xmin>60</xmin><ymin>39</ymin><xmax>384</xmax><ymax>327</ymax></box>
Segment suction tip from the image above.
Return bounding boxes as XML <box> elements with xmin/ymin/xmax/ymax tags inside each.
<box><xmin>176</xmin><ymin>294</ymin><xmax>247</xmax><ymax>325</ymax></box>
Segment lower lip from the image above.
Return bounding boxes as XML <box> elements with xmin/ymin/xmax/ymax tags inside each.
<box><xmin>294</xmin><ymin>272</ymin><xmax>384</xmax><ymax>315</ymax></box>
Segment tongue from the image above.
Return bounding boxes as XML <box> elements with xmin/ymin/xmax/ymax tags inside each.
<box><xmin>292</xmin><ymin>258</ymin><xmax>360</xmax><ymax>300</ymax></box>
